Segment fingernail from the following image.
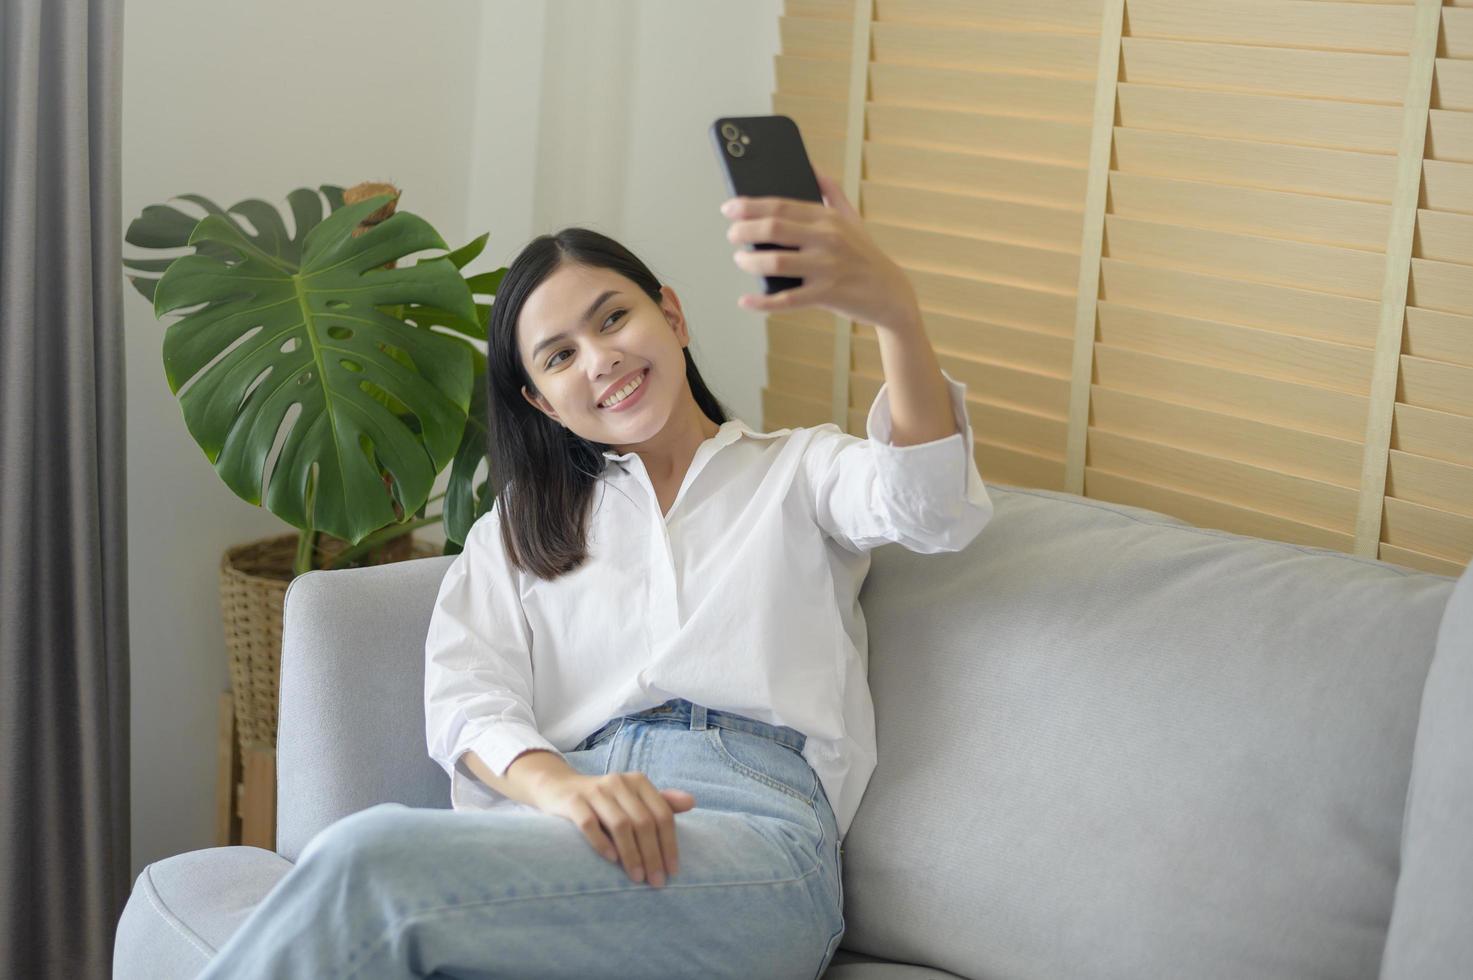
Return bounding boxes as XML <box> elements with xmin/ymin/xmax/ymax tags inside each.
<box><xmin>632</xmin><ymin>867</ymin><xmax>644</xmax><ymax>882</ymax></box>
<box><xmin>720</xmin><ymin>200</ymin><xmax>737</xmax><ymax>216</ymax></box>
<box><xmin>650</xmin><ymin>871</ymin><xmax>665</xmax><ymax>887</ymax></box>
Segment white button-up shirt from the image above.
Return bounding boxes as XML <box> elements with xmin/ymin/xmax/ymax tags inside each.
<box><xmin>424</xmin><ymin>368</ymin><xmax>993</xmax><ymax>840</ymax></box>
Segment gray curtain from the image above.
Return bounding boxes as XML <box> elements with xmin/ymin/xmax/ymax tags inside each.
<box><xmin>0</xmin><ymin>0</ymin><xmax>130</xmax><ymax>977</ymax></box>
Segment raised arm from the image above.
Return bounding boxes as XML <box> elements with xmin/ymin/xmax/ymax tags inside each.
<box><xmin>722</xmin><ymin>172</ymin><xmax>992</xmax><ymax>553</ymax></box>
<box><xmin>803</xmin><ymin>366</ymin><xmax>992</xmax><ymax>555</ymax></box>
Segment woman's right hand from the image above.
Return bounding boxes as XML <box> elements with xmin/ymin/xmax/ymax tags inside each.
<box><xmin>527</xmin><ymin>771</ymin><xmax>695</xmax><ymax>888</ymax></box>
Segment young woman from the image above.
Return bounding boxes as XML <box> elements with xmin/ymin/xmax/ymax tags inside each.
<box><xmin>196</xmin><ymin>172</ymin><xmax>993</xmax><ymax>979</ymax></box>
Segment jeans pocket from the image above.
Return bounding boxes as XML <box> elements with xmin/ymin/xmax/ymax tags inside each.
<box><xmin>566</xmin><ymin>725</ymin><xmax>621</xmax><ymax>778</ymax></box>
<box><xmin>706</xmin><ymin>726</ymin><xmax>818</xmax><ymax>805</ymax></box>
<box><xmin>577</xmin><ymin>719</ymin><xmax>623</xmax><ymax>753</ymax></box>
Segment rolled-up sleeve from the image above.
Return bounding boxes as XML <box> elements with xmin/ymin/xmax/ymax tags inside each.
<box><xmin>802</xmin><ymin>368</ymin><xmax>993</xmax><ymax>555</ymax></box>
<box><xmin>424</xmin><ymin>507</ymin><xmax>561</xmax><ymax>807</ymax></box>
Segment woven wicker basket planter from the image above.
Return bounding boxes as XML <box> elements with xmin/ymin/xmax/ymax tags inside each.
<box><xmin>218</xmin><ymin>530</ymin><xmax>441</xmax><ymax>758</ymax></box>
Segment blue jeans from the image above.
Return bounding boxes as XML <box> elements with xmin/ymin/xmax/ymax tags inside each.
<box><xmin>195</xmin><ymin>698</ymin><xmax>846</xmax><ymax>979</ymax></box>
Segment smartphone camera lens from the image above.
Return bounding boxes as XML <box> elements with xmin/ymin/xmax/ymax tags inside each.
<box><xmin>727</xmin><ymin>141</ymin><xmax>745</xmax><ymax>157</ymax></box>
<box><xmin>720</xmin><ymin>122</ymin><xmax>740</xmax><ymax>141</ymax></box>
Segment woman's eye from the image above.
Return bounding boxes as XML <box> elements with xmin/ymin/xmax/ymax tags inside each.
<box><xmin>545</xmin><ymin>310</ymin><xmax>625</xmax><ymax>369</ymax></box>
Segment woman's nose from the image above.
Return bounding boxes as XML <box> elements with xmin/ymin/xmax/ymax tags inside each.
<box><xmin>593</xmin><ymin>351</ymin><xmax>624</xmax><ymax>381</ymax></box>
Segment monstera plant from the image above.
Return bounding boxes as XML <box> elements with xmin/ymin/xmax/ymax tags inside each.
<box><xmin>124</xmin><ymin>182</ymin><xmax>502</xmax><ymax>574</ymax></box>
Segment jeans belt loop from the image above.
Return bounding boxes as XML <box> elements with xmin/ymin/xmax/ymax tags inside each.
<box><xmin>690</xmin><ymin>703</ymin><xmax>708</xmax><ymax>731</ymax></box>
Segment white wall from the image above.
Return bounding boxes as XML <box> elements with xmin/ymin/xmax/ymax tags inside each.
<box><xmin>122</xmin><ymin>0</ymin><xmax>779</xmax><ymax>881</ymax></box>
<box><xmin>467</xmin><ymin>0</ymin><xmax>781</xmax><ymax>433</ymax></box>
<box><xmin>616</xmin><ymin>3</ymin><xmax>781</xmax><ymax>429</ymax></box>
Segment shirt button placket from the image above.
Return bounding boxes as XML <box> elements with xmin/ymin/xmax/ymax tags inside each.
<box><xmin>647</xmin><ymin>505</ymin><xmax>680</xmax><ymax>639</ymax></box>
<box><xmin>654</xmin><ymin>521</ymin><xmax>680</xmax><ymax>637</ymax></box>
<box><xmin>633</xmin><ymin>459</ymin><xmax>682</xmax><ymax>643</ymax></box>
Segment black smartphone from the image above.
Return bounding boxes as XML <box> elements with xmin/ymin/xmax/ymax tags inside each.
<box><xmin>710</xmin><ymin>114</ymin><xmax>824</xmax><ymax>295</ymax></box>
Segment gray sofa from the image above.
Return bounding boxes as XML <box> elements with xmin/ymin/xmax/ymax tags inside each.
<box><xmin>116</xmin><ymin>483</ymin><xmax>1472</xmax><ymax>979</ymax></box>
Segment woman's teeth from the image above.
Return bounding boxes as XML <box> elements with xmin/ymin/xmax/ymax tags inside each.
<box><xmin>600</xmin><ymin>370</ymin><xmax>645</xmax><ymax>408</ymax></box>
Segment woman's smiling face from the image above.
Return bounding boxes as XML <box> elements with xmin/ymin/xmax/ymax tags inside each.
<box><xmin>517</xmin><ymin>261</ymin><xmax>694</xmax><ymax>452</ymax></box>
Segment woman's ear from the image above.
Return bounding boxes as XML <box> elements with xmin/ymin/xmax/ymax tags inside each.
<box><xmin>659</xmin><ymin>285</ymin><xmax>690</xmax><ymax>347</ymax></box>
<box><xmin>521</xmin><ymin>384</ymin><xmax>561</xmax><ymax>425</ymax></box>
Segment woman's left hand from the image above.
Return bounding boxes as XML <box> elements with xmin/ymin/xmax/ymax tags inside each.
<box><xmin>721</xmin><ymin>169</ymin><xmax>921</xmax><ymax>333</ymax></box>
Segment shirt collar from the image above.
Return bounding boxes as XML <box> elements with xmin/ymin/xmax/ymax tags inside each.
<box><xmin>600</xmin><ymin>417</ymin><xmax>785</xmax><ymax>463</ymax></box>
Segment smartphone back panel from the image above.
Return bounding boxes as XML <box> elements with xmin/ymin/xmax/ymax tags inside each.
<box><xmin>710</xmin><ymin>115</ymin><xmax>823</xmax><ymax>294</ymax></box>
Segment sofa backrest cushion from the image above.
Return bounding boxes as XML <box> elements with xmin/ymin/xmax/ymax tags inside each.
<box><xmin>843</xmin><ymin>484</ymin><xmax>1456</xmax><ymax>980</ymax></box>
<box><xmin>1379</xmin><ymin>560</ymin><xmax>1473</xmax><ymax>979</ymax></box>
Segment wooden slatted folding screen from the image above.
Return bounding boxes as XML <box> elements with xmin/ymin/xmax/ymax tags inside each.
<box><xmin>1379</xmin><ymin>2</ymin><xmax>1473</xmax><ymax>575</ymax></box>
<box><xmin>762</xmin><ymin>0</ymin><xmax>1471</xmax><ymax>576</ymax></box>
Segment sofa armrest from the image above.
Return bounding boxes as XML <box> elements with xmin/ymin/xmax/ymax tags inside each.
<box><xmin>275</xmin><ymin>553</ymin><xmax>457</xmax><ymax>863</ymax></box>
<box><xmin>1380</xmin><ymin>560</ymin><xmax>1473</xmax><ymax>979</ymax></box>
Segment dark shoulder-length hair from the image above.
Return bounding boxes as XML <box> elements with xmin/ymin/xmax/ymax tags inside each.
<box><xmin>485</xmin><ymin>227</ymin><xmax>731</xmax><ymax>581</ymax></box>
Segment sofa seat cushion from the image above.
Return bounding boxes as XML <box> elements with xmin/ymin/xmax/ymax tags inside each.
<box><xmin>843</xmin><ymin>484</ymin><xmax>1456</xmax><ymax>980</ymax></box>
<box><xmin>114</xmin><ymin>846</ymin><xmax>292</xmax><ymax>979</ymax></box>
<box><xmin>824</xmin><ymin>947</ymin><xmax>967</xmax><ymax>977</ymax></box>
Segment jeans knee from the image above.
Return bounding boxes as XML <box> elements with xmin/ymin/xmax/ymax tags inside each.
<box><xmin>299</xmin><ymin>802</ymin><xmax>414</xmax><ymax>871</ymax></box>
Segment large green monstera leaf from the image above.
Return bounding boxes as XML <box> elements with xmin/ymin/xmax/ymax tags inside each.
<box><xmin>380</xmin><ymin>231</ymin><xmax>502</xmax><ymax>552</ymax></box>
<box><xmin>441</xmin><ymin>351</ymin><xmax>491</xmax><ymax>555</ymax></box>
<box><xmin>123</xmin><ymin>185</ymin><xmax>348</xmax><ymax>303</ymax></box>
<box><xmin>150</xmin><ymin>191</ymin><xmax>478</xmax><ymax>546</ymax></box>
